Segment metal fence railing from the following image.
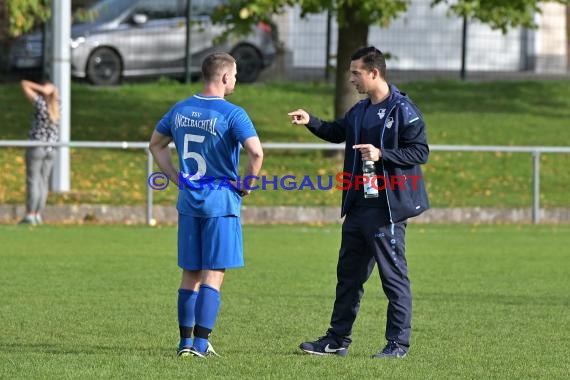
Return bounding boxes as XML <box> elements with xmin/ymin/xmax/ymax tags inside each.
<box><xmin>1</xmin><ymin>140</ymin><xmax>570</xmax><ymax>225</ymax></box>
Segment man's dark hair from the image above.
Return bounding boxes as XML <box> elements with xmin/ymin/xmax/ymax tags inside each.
<box><xmin>351</xmin><ymin>46</ymin><xmax>386</xmax><ymax>78</ymax></box>
<box><xmin>202</xmin><ymin>52</ymin><xmax>236</xmax><ymax>82</ymax></box>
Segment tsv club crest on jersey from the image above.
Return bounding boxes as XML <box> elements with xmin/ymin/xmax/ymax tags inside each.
<box><xmin>377</xmin><ymin>108</ymin><xmax>386</xmax><ymax>119</ymax></box>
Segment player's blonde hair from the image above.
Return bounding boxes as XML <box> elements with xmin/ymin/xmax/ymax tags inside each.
<box><xmin>202</xmin><ymin>53</ymin><xmax>236</xmax><ymax>82</ymax></box>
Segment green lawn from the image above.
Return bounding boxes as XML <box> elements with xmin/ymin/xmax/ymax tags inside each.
<box><xmin>1</xmin><ymin>79</ymin><xmax>569</xmax><ymax>207</ymax></box>
<box><xmin>0</xmin><ymin>224</ymin><xmax>569</xmax><ymax>378</ymax></box>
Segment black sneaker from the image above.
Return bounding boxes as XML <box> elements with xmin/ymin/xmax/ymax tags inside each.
<box><xmin>299</xmin><ymin>335</ymin><xmax>348</xmax><ymax>357</ymax></box>
<box><xmin>372</xmin><ymin>341</ymin><xmax>408</xmax><ymax>359</ymax></box>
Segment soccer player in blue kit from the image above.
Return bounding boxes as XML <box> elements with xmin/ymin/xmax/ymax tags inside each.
<box><xmin>149</xmin><ymin>53</ymin><xmax>263</xmax><ymax>358</ymax></box>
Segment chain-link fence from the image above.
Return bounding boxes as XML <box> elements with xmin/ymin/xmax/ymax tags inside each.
<box><xmin>269</xmin><ymin>1</ymin><xmax>568</xmax><ymax>82</ymax></box>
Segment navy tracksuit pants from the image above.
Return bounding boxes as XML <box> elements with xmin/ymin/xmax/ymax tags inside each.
<box><xmin>327</xmin><ymin>206</ymin><xmax>412</xmax><ymax>348</ymax></box>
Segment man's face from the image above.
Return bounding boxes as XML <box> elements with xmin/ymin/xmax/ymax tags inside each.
<box><xmin>224</xmin><ymin>62</ymin><xmax>238</xmax><ymax>96</ymax></box>
<box><xmin>349</xmin><ymin>59</ymin><xmax>374</xmax><ymax>94</ymax></box>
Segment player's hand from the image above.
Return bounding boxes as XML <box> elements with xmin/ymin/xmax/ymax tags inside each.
<box><xmin>288</xmin><ymin>109</ymin><xmax>310</xmax><ymax>125</ymax></box>
<box><xmin>353</xmin><ymin>144</ymin><xmax>382</xmax><ymax>162</ymax></box>
<box><xmin>230</xmin><ymin>179</ymin><xmax>249</xmax><ymax>197</ymax></box>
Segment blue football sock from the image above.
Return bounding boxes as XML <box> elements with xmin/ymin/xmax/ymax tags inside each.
<box><xmin>193</xmin><ymin>337</ymin><xmax>209</xmax><ymax>353</ymax></box>
<box><xmin>178</xmin><ymin>288</ymin><xmax>198</xmax><ymax>348</ymax></box>
<box><xmin>193</xmin><ymin>284</ymin><xmax>221</xmax><ymax>352</ymax></box>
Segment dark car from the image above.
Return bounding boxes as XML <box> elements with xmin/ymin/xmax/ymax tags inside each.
<box><xmin>10</xmin><ymin>0</ymin><xmax>277</xmax><ymax>85</ymax></box>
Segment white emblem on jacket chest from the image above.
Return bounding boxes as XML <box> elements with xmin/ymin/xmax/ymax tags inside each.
<box><xmin>386</xmin><ymin>117</ymin><xmax>394</xmax><ymax>129</ymax></box>
<box><xmin>377</xmin><ymin>108</ymin><xmax>386</xmax><ymax>119</ymax></box>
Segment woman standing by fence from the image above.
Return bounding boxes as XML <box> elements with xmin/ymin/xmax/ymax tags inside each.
<box><xmin>19</xmin><ymin>80</ymin><xmax>60</xmax><ymax>225</ymax></box>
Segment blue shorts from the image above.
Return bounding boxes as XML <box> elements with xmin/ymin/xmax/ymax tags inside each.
<box><xmin>178</xmin><ymin>214</ymin><xmax>244</xmax><ymax>270</ymax></box>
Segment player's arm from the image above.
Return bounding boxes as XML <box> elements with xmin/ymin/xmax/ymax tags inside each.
<box><xmin>149</xmin><ymin>130</ymin><xmax>179</xmax><ymax>187</ymax></box>
<box><xmin>381</xmin><ymin>107</ymin><xmax>429</xmax><ymax>166</ymax></box>
<box><xmin>240</xmin><ymin>136</ymin><xmax>263</xmax><ymax>196</ymax></box>
<box><xmin>288</xmin><ymin>108</ymin><xmax>345</xmax><ymax>143</ymax></box>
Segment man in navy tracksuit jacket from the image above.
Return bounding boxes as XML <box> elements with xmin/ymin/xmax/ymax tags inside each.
<box><xmin>289</xmin><ymin>46</ymin><xmax>429</xmax><ymax>358</ymax></box>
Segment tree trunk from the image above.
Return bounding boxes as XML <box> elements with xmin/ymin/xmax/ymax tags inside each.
<box><xmin>0</xmin><ymin>0</ymin><xmax>8</xmax><ymax>71</ymax></box>
<box><xmin>334</xmin><ymin>2</ymin><xmax>369</xmax><ymax>119</ymax></box>
<box><xmin>0</xmin><ymin>0</ymin><xmax>7</xmax><ymax>40</ymax></box>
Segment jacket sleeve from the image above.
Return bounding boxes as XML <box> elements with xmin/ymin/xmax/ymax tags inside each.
<box><xmin>381</xmin><ymin>103</ymin><xmax>429</xmax><ymax>166</ymax></box>
<box><xmin>305</xmin><ymin>115</ymin><xmax>346</xmax><ymax>144</ymax></box>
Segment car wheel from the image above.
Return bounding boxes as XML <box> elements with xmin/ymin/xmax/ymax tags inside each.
<box><xmin>86</xmin><ymin>47</ymin><xmax>122</xmax><ymax>86</ymax></box>
<box><xmin>231</xmin><ymin>45</ymin><xmax>262</xmax><ymax>83</ymax></box>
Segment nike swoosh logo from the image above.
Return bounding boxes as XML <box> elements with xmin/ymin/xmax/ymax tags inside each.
<box><xmin>324</xmin><ymin>344</ymin><xmax>344</xmax><ymax>353</ymax></box>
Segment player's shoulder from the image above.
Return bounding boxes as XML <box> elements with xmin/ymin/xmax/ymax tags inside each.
<box><xmin>396</xmin><ymin>98</ymin><xmax>423</xmax><ymax>124</ymax></box>
<box><xmin>163</xmin><ymin>97</ymin><xmax>192</xmax><ymax>115</ymax></box>
<box><xmin>221</xmin><ymin>101</ymin><xmax>250</xmax><ymax>119</ymax></box>
<box><xmin>174</xmin><ymin>95</ymin><xmax>197</xmax><ymax>108</ymax></box>
<box><xmin>388</xmin><ymin>86</ymin><xmax>421</xmax><ymax>122</ymax></box>
<box><xmin>220</xmin><ymin>99</ymin><xmax>243</xmax><ymax>111</ymax></box>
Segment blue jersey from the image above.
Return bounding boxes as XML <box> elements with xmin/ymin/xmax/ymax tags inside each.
<box><xmin>155</xmin><ymin>94</ymin><xmax>257</xmax><ymax>217</ymax></box>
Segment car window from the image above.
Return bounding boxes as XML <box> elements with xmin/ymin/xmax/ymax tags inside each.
<box><xmin>134</xmin><ymin>0</ymin><xmax>181</xmax><ymax>20</ymax></box>
<box><xmin>74</xmin><ymin>0</ymin><xmax>134</xmax><ymax>24</ymax></box>
<box><xmin>185</xmin><ymin>0</ymin><xmax>226</xmax><ymax>17</ymax></box>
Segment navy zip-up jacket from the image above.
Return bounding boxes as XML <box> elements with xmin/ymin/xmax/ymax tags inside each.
<box><xmin>306</xmin><ymin>84</ymin><xmax>429</xmax><ymax>223</ymax></box>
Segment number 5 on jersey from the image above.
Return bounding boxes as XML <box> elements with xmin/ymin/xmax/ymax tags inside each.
<box><xmin>183</xmin><ymin>133</ymin><xmax>206</xmax><ymax>180</ymax></box>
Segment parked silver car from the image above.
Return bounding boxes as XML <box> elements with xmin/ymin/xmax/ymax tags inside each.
<box><xmin>10</xmin><ymin>0</ymin><xmax>277</xmax><ymax>85</ymax></box>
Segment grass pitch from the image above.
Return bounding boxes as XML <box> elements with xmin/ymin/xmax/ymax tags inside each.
<box><xmin>1</xmin><ymin>224</ymin><xmax>569</xmax><ymax>379</ymax></box>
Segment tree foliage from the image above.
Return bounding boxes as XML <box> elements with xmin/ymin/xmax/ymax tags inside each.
<box><xmin>6</xmin><ymin>0</ymin><xmax>51</xmax><ymax>38</ymax></box>
<box><xmin>433</xmin><ymin>0</ymin><xmax>570</xmax><ymax>33</ymax></box>
<box><xmin>7</xmin><ymin>0</ymin><xmax>568</xmax><ymax>39</ymax></box>
<box><xmin>211</xmin><ymin>0</ymin><xmax>409</xmax><ymax>37</ymax></box>
<box><xmin>212</xmin><ymin>0</ymin><xmax>569</xmax><ymax>37</ymax></box>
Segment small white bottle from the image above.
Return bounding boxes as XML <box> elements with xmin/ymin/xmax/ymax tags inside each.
<box><xmin>362</xmin><ymin>160</ymin><xmax>379</xmax><ymax>198</ymax></box>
